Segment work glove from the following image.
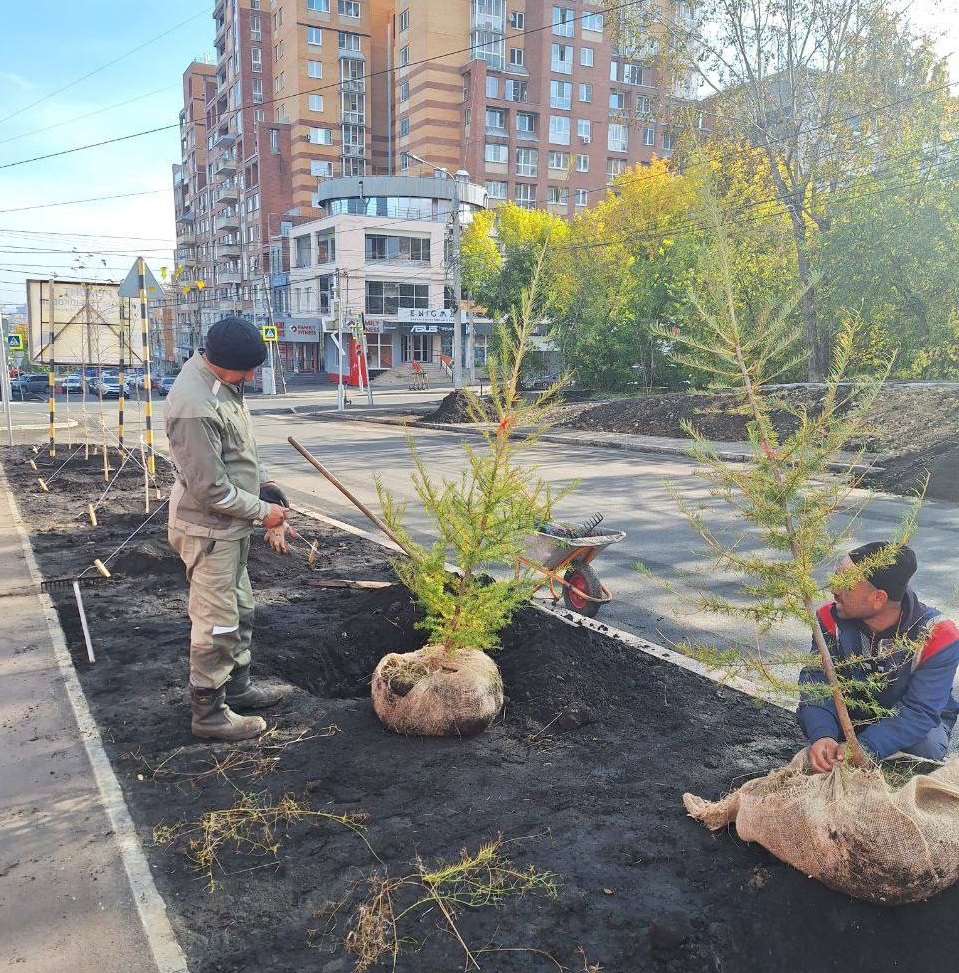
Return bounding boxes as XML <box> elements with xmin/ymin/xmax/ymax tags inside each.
<box><xmin>259</xmin><ymin>482</ymin><xmax>289</xmax><ymax>507</ymax></box>
<box><xmin>264</xmin><ymin>521</ymin><xmax>293</xmax><ymax>555</ymax></box>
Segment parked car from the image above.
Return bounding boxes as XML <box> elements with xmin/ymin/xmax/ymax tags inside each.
<box><xmin>90</xmin><ymin>372</ymin><xmax>130</xmax><ymax>399</ymax></box>
<box><xmin>156</xmin><ymin>375</ymin><xmax>177</xmax><ymax>396</ymax></box>
<box><xmin>8</xmin><ymin>373</ymin><xmax>51</xmax><ymax>400</ymax></box>
<box><xmin>56</xmin><ymin>374</ymin><xmax>85</xmax><ymax>394</ymax></box>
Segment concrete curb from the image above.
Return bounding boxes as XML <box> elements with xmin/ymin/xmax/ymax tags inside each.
<box><xmin>1</xmin><ymin>468</ymin><xmax>190</xmax><ymax>973</ymax></box>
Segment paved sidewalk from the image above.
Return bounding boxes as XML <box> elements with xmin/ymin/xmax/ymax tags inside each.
<box><xmin>0</xmin><ymin>469</ymin><xmax>186</xmax><ymax>972</ymax></box>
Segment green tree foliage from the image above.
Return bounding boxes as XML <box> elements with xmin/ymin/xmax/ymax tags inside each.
<box><xmin>376</xmin><ymin>254</ymin><xmax>563</xmax><ymax>655</ymax></box>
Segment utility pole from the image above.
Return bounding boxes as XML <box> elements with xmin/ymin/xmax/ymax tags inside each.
<box><xmin>336</xmin><ymin>268</ymin><xmax>346</xmax><ymax>412</ymax></box>
<box><xmin>0</xmin><ymin>315</ymin><xmax>14</xmax><ymax>447</ymax></box>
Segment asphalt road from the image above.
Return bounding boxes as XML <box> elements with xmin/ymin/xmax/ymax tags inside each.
<box><xmin>8</xmin><ymin>389</ymin><xmax>958</xmax><ymax>661</ymax></box>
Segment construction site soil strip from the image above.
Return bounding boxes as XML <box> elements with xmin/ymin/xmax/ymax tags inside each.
<box><xmin>5</xmin><ymin>447</ymin><xmax>958</xmax><ymax>973</ymax></box>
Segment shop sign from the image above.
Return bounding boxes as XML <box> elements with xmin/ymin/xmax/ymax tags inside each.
<box><xmin>410</xmin><ymin>325</ymin><xmax>439</xmax><ymax>334</ymax></box>
<box><xmin>278</xmin><ymin>321</ymin><xmax>321</xmax><ymax>343</ymax></box>
<box><xmin>398</xmin><ymin>308</ymin><xmax>454</xmax><ymax>323</ymax></box>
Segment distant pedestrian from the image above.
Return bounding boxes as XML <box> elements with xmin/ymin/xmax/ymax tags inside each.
<box><xmin>165</xmin><ymin>316</ymin><xmax>290</xmax><ymax>741</ymax></box>
<box><xmin>798</xmin><ymin>541</ymin><xmax>959</xmax><ymax>771</ymax></box>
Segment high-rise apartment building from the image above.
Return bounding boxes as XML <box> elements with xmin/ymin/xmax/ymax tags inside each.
<box><xmin>173</xmin><ymin>0</ymin><xmax>688</xmax><ymax>360</ymax></box>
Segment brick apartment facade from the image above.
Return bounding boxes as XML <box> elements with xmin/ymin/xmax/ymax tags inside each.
<box><xmin>173</xmin><ymin>0</ymin><xmax>690</xmax><ymax>361</ymax></box>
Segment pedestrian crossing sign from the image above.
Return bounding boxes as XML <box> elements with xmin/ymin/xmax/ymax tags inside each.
<box><xmin>6</xmin><ymin>334</ymin><xmax>24</xmax><ymax>351</ymax></box>
<box><xmin>261</xmin><ymin>325</ymin><xmax>279</xmax><ymax>342</ymax></box>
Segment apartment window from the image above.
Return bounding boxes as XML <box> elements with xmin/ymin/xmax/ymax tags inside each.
<box><xmin>577</xmin><ymin>118</ymin><xmax>591</xmax><ymax>140</ymax></box>
<box><xmin>509</xmin><ymin>10</ymin><xmax>524</xmax><ymax>28</ymax></box>
<box><xmin>252</xmin><ymin>78</ymin><xmax>264</xmax><ymax>103</ymax></box>
<box><xmin>486</xmin><ymin>179</ymin><xmax>508</xmax><ymax>198</ymax></box>
<box><xmin>608</xmin><ymin>122</ymin><xmax>628</xmax><ymax>152</ymax></box>
<box><xmin>662</xmin><ymin>131</ymin><xmax>675</xmax><ymax>152</ymax></box>
<box><xmin>623</xmin><ymin>64</ymin><xmax>644</xmax><ymax>86</ymax></box>
<box><xmin>310</xmin><ymin>126</ymin><xmax>334</xmax><ymax>144</ymax></box>
<box><xmin>270</xmin><ymin>129</ymin><xmax>280</xmax><ymax>153</ymax></box>
<box><xmin>509</xmin><ymin>47</ymin><xmax>524</xmax><ymax>67</ymax></box>
<box><xmin>365</xmin><ymin>281</ymin><xmax>429</xmax><ymax>315</ymax></box>
<box><xmin>486</xmin><ymin>76</ymin><xmax>499</xmax><ymax>99</ymax></box>
<box><xmin>484</xmin><ymin>142</ymin><xmax>508</xmax><ymax>164</ymax></box>
<box><xmin>575</xmin><ymin>153</ymin><xmax>589</xmax><ymax>172</ymax></box>
<box><xmin>609</xmin><ymin>90</ymin><xmax>625</xmax><ymax>111</ymax></box>
<box><xmin>309</xmin><ymin>94</ymin><xmax>324</xmax><ymax>111</ymax></box>
<box><xmin>550</xmin><ymin>80</ymin><xmax>572</xmax><ymax>110</ymax></box>
<box><xmin>274</xmin><ymin>40</ymin><xmax>285</xmax><ymax>60</ymax></box>
<box><xmin>251</xmin><ymin>47</ymin><xmax>262</xmax><ymax>72</ymax></box>
<box><xmin>516</xmin><ymin>111</ymin><xmax>535</xmax><ymax>134</ymax></box>
<box><xmin>580</xmin><ymin>47</ymin><xmax>593</xmax><ymax>67</ymax></box>
<box><xmin>308</xmin><ymin>60</ymin><xmax>323</xmax><ymax>78</ymax></box>
<box><xmin>505</xmin><ymin>80</ymin><xmax>527</xmax><ymax>101</ymax></box>
<box><xmin>311</xmin><ymin>159</ymin><xmax>334</xmax><ymax>177</ymax></box>
<box><xmin>515</xmin><ymin>183</ymin><xmax>536</xmax><ymax>209</ymax></box>
<box><xmin>398</xmin><ymin>8</ymin><xmax>409</xmax><ymax>31</ymax></box>
<box><xmin>582</xmin><ymin>12</ymin><xmax>604</xmax><ymax>32</ymax></box>
<box><xmin>486</xmin><ymin>107</ymin><xmax>506</xmax><ymax>131</ymax></box>
<box><xmin>643</xmin><ymin>126</ymin><xmax>655</xmax><ymax>146</ymax></box>
<box><xmin>339</xmin><ymin>32</ymin><xmax>361</xmax><ymax>51</ymax></box>
<box><xmin>574</xmin><ymin>188</ymin><xmax>588</xmax><ymax>206</ymax></box>
<box><xmin>548</xmin><ymin>115</ymin><xmax>570</xmax><ymax>145</ymax></box>
<box><xmin>366</xmin><ymin>234</ymin><xmax>431</xmax><ymax>262</ymax></box>
<box><xmin>399</xmin><ymin>45</ymin><xmax>409</xmax><ymax>66</ymax></box>
<box><xmin>274</xmin><ymin>71</ymin><xmax>285</xmax><ymax>92</ymax></box>
<box><xmin>250</xmin><ymin>13</ymin><xmax>261</xmax><ymax>40</ymax></box>
<box><xmin>399</xmin><ymin>81</ymin><xmax>409</xmax><ymax>101</ymax></box>
<box><xmin>338</xmin><ymin>0</ymin><xmax>360</xmax><ymax>16</ymax></box>
<box><xmin>548</xmin><ymin>150</ymin><xmax>569</xmax><ymax>170</ymax></box>
<box><xmin>307</xmin><ymin>0</ymin><xmax>330</xmax><ymax>10</ymax></box>
<box><xmin>636</xmin><ymin>94</ymin><xmax>651</xmax><ymax>117</ymax></box>
<box><xmin>547</xmin><ymin>185</ymin><xmax>568</xmax><ymax>205</ymax></box>
<box><xmin>253</xmin><ymin>108</ymin><xmax>265</xmax><ymax>123</ymax></box>
<box><xmin>342</xmin><ymin>123</ymin><xmax>364</xmax><ymax>147</ymax></box>
<box><xmin>550</xmin><ymin>43</ymin><xmax>572</xmax><ymax>74</ymax></box>
<box><xmin>579</xmin><ymin>83</ymin><xmax>592</xmax><ymax>103</ymax></box>
<box><xmin>607</xmin><ymin>158</ymin><xmax>627</xmax><ymax>178</ymax></box>
<box><xmin>516</xmin><ymin>147</ymin><xmax>538</xmax><ymax>176</ymax></box>
<box><xmin>552</xmin><ymin>5</ymin><xmax>574</xmax><ymax>36</ymax></box>
<box><xmin>610</xmin><ymin>60</ymin><xmax>619</xmax><ymax>82</ymax></box>
<box><xmin>399</xmin><ymin>117</ymin><xmax>409</xmax><ymax>136</ymax></box>
<box><xmin>307</xmin><ymin>26</ymin><xmax>322</xmax><ymax>45</ymax></box>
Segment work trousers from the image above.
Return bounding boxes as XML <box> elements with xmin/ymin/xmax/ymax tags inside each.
<box><xmin>168</xmin><ymin>530</ymin><xmax>255</xmax><ymax>690</ymax></box>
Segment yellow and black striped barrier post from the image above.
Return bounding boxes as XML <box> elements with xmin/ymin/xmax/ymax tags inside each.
<box><xmin>117</xmin><ymin>315</ymin><xmax>125</xmax><ymax>455</ymax></box>
<box><xmin>48</xmin><ymin>277</ymin><xmax>56</xmax><ymax>457</ymax></box>
<box><xmin>138</xmin><ymin>257</ymin><xmax>156</xmax><ymax>479</ymax></box>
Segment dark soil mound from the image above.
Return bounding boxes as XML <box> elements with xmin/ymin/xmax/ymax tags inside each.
<box><xmin>864</xmin><ymin>436</ymin><xmax>959</xmax><ymax>502</ymax></box>
<box><xmin>5</xmin><ymin>447</ymin><xmax>959</xmax><ymax>973</ymax></box>
<box><xmin>421</xmin><ymin>390</ymin><xmax>495</xmax><ymax>424</ymax></box>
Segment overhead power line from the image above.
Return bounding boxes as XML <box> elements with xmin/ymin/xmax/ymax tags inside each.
<box><xmin>0</xmin><ymin>189</ymin><xmax>170</xmax><ymax>214</ymax></box>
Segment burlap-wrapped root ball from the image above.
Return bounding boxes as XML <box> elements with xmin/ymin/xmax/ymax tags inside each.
<box><xmin>372</xmin><ymin>646</ymin><xmax>504</xmax><ymax>736</ymax></box>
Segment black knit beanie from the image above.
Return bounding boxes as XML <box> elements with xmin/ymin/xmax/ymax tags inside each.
<box><xmin>203</xmin><ymin>316</ymin><xmax>268</xmax><ymax>370</ymax></box>
<box><xmin>848</xmin><ymin>541</ymin><xmax>917</xmax><ymax>600</ymax></box>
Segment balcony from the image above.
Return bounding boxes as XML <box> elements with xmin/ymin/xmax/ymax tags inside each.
<box><xmin>216</xmin><ymin>183</ymin><xmax>239</xmax><ymax>204</ymax></box>
<box><xmin>217</xmin><ymin>130</ymin><xmax>237</xmax><ymax>147</ymax></box>
<box><xmin>270</xmin><ymin>273</ymin><xmax>290</xmax><ymax>288</ymax></box>
<box><xmin>341</xmin><ymin>110</ymin><xmax>366</xmax><ymax>125</ymax></box>
<box><xmin>215</xmin><ymin>212</ymin><xmax>240</xmax><ymax>232</ymax></box>
<box><xmin>342</xmin><ymin>144</ymin><xmax>366</xmax><ymax>158</ymax></box>
<box><xmin>214</xmin><ymin>153</ymin><xmax>237</xmax><ymax>176</ymax></box>
<box><xmin>340</xmin><ymin>78</ymin><xmax>365</xmax><ymax>93</ymax></box>
<box><xmin>218</xmin><ymin>242</ymin><xmax>241</xmax><ymax>258</ymax></box>
<box><xmin>177</xmin><ymin>228</ymin><xmax>196</xmax><ymax>244</ymax></box>
<box><xmin>218</xmin><ymin>271</ymin><xmax>241</xmax><ymax>285</ymax></box>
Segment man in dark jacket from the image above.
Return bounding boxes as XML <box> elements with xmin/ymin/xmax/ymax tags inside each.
<box><xmin>798</xmin><ymin>541</ymin><xmax>959</xmax><ymax>772</ymax></box>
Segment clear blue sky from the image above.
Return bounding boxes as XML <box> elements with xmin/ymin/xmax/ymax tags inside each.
<box><xmin>0</xmin><ymin>1</ymin><xmax>213</xmax><ymax>308</ymax></box>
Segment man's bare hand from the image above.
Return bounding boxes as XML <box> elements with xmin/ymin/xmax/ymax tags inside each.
<box><xmin>809</xmin><ymin>737</ymin><xmax>845</xmax><ymax>774</ymax></box>
<box><xmin>263</xmin><ymin>503</ymin><xmax>287</xmax><ymax>529</ymax></box>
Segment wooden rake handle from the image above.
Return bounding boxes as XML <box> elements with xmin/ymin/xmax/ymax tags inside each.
<box><xmin>287</xmin><ymin>436</ymin><xmax>412</xmax><ymax>557</ymax></box>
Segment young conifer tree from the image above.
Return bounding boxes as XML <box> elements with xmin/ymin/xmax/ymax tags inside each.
<box><xmin>667</xmin><ymin>181</ymin><xmax>918</xmax><ymax>767</ymax></box>
<box><xmin>375</xmin><ymin>249</ymin><xmax>563</xmax><ymax>656</ymax></box>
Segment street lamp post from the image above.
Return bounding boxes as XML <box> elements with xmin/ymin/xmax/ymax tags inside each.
<box><xmin>405</xmin><ymin>152</ymin><xmax>466</xmax><ymax>390</ymax></box>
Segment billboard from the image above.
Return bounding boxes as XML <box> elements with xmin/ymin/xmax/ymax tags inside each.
<box><xmin>26</xmin><ymin>279</ymin><xmax>149</xmax><ymax>367</ymax></box>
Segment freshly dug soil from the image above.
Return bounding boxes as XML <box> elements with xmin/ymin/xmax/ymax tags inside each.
<box><xmin>420</xmin><ymin>389</ymin><xmax>496</xmax><ymax>424</ymax></box>
<box><xmin>6</xmin><ymin>447</ymin><xmax>959</xmax><ymax>973</ymax></box>
<box><xmin>561</xmin><ymin>385</ymin><xmax>959</xmax><ymax>502</ymax></box>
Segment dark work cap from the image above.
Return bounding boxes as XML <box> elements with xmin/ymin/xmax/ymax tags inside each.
<box><xmin>203</xmin><ymin>316</ymin><xmax>267</xmax><ymax>371</ymax></box>
<box><xmin>848</xmin><ymin>541</ymin><xmax>917</xmax><ymax>600</ymax></box>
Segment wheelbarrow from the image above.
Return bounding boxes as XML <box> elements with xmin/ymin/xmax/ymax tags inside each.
<box><xmin>516</xmin><ymin>514</ymin><xmax>625</xmax><ymax>618</ymax></box>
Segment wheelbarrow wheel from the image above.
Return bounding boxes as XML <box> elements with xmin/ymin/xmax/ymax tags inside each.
<box><xmin>563</xmin><ymin>562</ymin><xmax>603</xmax><ymax>618</ymax></box>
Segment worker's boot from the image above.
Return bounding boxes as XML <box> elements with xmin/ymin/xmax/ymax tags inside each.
<box><xmin>190</xmin><ymin>684</ymin><xmax>266</xmax><ymax>741</ymax></box>
<box><xmin>225</xmin><ymin>664</ymin><xmax>288</xmax><ymax>711</ymax></box>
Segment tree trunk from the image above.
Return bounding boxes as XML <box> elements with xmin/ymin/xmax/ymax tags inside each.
<box><xmin>792</xmin><ymin>223</ymin><xmax>828</xmax><ymax>382</ymax></box>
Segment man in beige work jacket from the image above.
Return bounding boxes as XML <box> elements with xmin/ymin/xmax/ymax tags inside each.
<box><xmin>165</xmin><ymin>316</ymin><xmax>290</xmax><ymax>741</ymax></box>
